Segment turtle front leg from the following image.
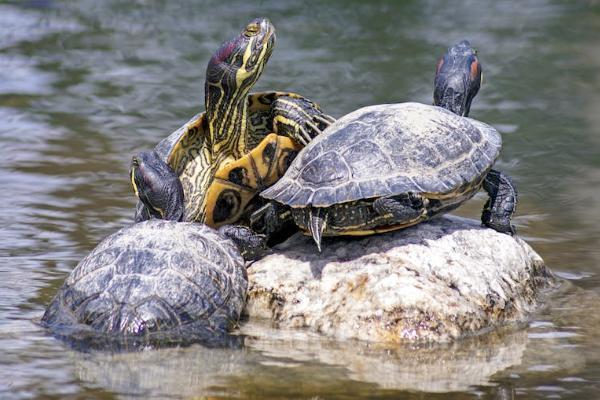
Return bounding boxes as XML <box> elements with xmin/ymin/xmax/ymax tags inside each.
<box><xmin>217</xmin><ymin>225</ymin><xmax>267</xmax><ymax>262</ymax></box>
<box><xmin>373</xmin><ymin>193</ymin><xmax>427</xmax><ymax>223</ymax></box>
<box><xmin>481</xmin><ymin>169</ymin><xmax>518</xmax><ymax>235</ymax></box>
<box><xmin>271</xmin><ymin>96</ymin><xmax>335</xmax><ymax>146</ymax></box>
<box><xmin>249</xmin><ymin>202</ymin><xmax>297</xmax><ymax>244</ymax></box>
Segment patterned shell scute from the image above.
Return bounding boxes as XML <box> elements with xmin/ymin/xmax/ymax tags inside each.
<box><xmin>42</xmin><ymin>220</ymin><xmax>247</xmax><ymax>340</ymax></box>
<box><xmin>262</xmin><ymin>102</ymin><xmax>502</xmax><ymax>207</ymax></box>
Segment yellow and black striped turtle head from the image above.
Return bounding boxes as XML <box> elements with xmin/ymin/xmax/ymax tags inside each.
<box><xmin>205</xmin><ymin>18</ymin><xmax>275</xmax><ymax>105</ymax></box>
<box><xmin>204</xmin><ymin>18</ymin><xmax>276</xmax><ymax>156</ymax></box>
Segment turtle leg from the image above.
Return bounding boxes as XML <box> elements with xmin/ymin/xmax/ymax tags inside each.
<box><xmin>254</xmin><ymin>203</ymin><xmax>328</xmax><ymax>252</ymax></box>
<box><xmin>205</xmin><ymin>133</ymin><xmax>301</xmax><ymax>227</ymax></box>
<box><xmin>249</xmin><ymin>202</ymin><xmax>297</xmax><ymax>246</ymax></box>
<box><xmin>481</xmin><ymin>169</ymin><xmax>518</xmax><ymax>235</ymax></box>
<box><xmin>372</xmin><ymin>193</ymin><xmax>427</xmax><ymax>223</ymax></box>
<box><xmin>271</xmin><ymin>96</ymin><xmax>334</xmax><ymax>146</ymax></box>
<box><xmin>217</xmin><ymin>225</ymin><xmax>267</xmax><ymax>262</ymax></box>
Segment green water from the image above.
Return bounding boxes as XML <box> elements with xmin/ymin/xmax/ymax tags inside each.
<box><xmin>1</xmin><ymin>0</ymin><xmax>599</xmax><ymax>398</ymax></box>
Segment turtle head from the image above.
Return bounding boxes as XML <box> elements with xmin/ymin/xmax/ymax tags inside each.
<box><xmin>130</xmin><ymin>151</ymin><xmax>184</xmax><ymax>222</ymax></box>
<box><xmin>205</xmin><ymin>18</ymin><xmax>276</xmax><ymax>97</ymax></box>
<box><xmin>433</xmin><ymin>40</ymin><xmax>482</xmax><ymax>117</ymax></box>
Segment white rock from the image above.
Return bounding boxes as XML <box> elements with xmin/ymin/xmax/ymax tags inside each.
<box><xmin>245</xmin><ymin>215</ymin><xmax>556</xmax><ymax>343</ymax></box>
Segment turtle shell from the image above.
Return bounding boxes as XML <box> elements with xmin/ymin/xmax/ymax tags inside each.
<box><xmin>134</xmin><ymin>91</ymin><xmax>317</xmax><ymax>223</ymax></box>
<box><xmin>261</xmin><ymin>102</ymin><xmax>502</xmax><ymax>207</ymax></box>
<box><xmin>41</xmin><ymin>220</ymin><xmax>247</xmax><ymax>349</ymax></box>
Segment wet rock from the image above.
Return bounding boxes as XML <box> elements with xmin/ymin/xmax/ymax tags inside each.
<box><xmin>245</xmin><ymin>215</ymin><xmax>557</xmax><ymax>343</ymax></box>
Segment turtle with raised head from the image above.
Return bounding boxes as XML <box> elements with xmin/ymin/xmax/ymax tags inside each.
<box><xmin>134</xmin><ymin>18</ymin><xmax>334</xmax><ymax>232</ymax></box>
<box><xmin>256</xmin><ymin>41</ymin><xmax>518</xmax><ymax>250</ymax></box>
<box><xmin>42</xmin><ymin>151</ymin><xmax>266</xmax><ymax>350</ymax></box>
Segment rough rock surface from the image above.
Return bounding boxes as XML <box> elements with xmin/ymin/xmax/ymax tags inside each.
<box><xmin>245</xmin><ymin>215</ymin><xmax>556</xmax><ymax>343</ymax></box>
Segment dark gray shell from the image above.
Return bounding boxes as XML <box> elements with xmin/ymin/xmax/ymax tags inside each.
<box><xmin>42</xmin><ymin>220</ymin><xmax>247</xmax><ymax>349</ymax></box>
<box><xmin>261</xmin><ymin>102</ymin><xmax>501</xmax><ymax>207</ymax></box>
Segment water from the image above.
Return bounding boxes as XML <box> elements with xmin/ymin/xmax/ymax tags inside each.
<box><xmin>1</xmin><ymin>0</ymin><xmax>599</xmax><ymax>398</ymax></box>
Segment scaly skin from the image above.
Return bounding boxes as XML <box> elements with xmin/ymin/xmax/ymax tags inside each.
<box><xmin>134</xmin><ymin>19</ymin><xmax>333</xmax><ymax>226</ymax></box>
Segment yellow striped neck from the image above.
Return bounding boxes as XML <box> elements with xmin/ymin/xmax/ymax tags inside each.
<box><xmin>205</xmin><ymin>35</ymin><xmax>271</xmax><ymax>160</ymax></box>
<box><xmin>205</xmin><ymin>81</ymin><xmax>249</xmax><ymax>160</ymax></box>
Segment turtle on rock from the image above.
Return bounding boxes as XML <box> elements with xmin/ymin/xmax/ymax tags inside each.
<box><xmin>41</xmin><ymin>151</ymin><xmax>266</xmax><ymax>351</ymax></box>
<box><xmin>255</xmin><ymin>41</ymin><xmax>518</xmax><ymax>251</ymax></box>
<box><xmin>134</xmin><ymin>18</ymin><xmax>334</xmax><ymax>235</ymax></box>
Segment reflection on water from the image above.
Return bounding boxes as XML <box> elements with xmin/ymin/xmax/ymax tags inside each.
<box><xmin>1</xmin><ymin>0</ymin><xmax>599</xmax><ymax>398</ymax></box>
<box><xmin>72</xmin><ymin>321</ymin><xmax>530</xmax><ymax>397</ymax></box>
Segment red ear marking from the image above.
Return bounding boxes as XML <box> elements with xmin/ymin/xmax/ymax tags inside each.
<box><xmin>215</xmin><ymin>41</ymin><xmax>236</xmax><ymax>63</ymax></box>
<box><xmin>470</xmin><ymin>58</ymin><xmax>480</xmax><ymax>80</ymax></box>
<box><xmin>436</xmin><ymin>57</ymin><xmax>444</xmax><ymax>75</ymax></box>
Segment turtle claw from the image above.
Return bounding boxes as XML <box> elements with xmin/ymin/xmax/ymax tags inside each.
<box><xmin>308</xmin><ymin>208</ymin><xmax>327</xmax><ymax>252</ymax></box>
<box><xmin>315</xmin><ymin>114</ymin><xmax>336</xmax><ymax>125</ymax></box>
<box><xmin>298</xmin><ymin>133</ymin><xmax>310</xmax><ymax>147</ymax></box>
<box><xmin>217</xmin><ymin>225</ymin><xmax>268</xmax><ymax>262</ymax></box>
<box><xmin>304</xmin><ymin>120</ymin><xmax>322</xmax><ymax>140</ymax></box>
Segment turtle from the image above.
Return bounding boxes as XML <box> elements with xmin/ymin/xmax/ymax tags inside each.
<box><xmin>42</xmin><ymin>151</ymin><xmax>266</xmax><ymax>350</ymax></box>
<box><xmin>134</xmin><ymin>17</ymin><xmax>334</xmax><ymax>235</ymax></box>
<box><xmin>255</xmin><ymin>40</ymin><xmax>518</xmax><ymax>251</ymax></box>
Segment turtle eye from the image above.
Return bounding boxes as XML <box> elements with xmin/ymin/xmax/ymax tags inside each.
<box><xmin>131</xmin><ymin>157</ymin><xmax>139</xmax><ymax>167</ymax></box>
<box><xmin>244</xmin><ymin>23</ymin><xmax>260</xmax><ymax>37</ymax></box>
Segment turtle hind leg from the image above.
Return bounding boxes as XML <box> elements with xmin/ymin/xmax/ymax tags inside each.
<box><xmin>373</xmin><ymin>193</ymin><xmax>426</xmax><ymax>223</ymax></box>
<box><xmin>481</xmin><ymin>169</ymin><xmax>518</xmax><ymax>235</ymax></box>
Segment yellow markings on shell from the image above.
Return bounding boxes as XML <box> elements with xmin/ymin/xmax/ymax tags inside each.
<box><xmin>216</xmin><ymin>153</ymin><xmax>259</xmax><ymax>188</ymax></box>
<box><xmin>164</xmin><ymin>113</ymin><xmax>216</xmax><ymax>223</ymax></box>
<box><xmin>247</xmin><ymin>93</ymin><xmax>272</xmax><ymax>112</ymax></box>
<box><xmin>263</xmin><ymin>134</ymin><xmax>301</xmax><ymax>186</ymax></box>
<box><xmin>204</xmin><ymin>133</ymin><xmax>301</xmax><ymax>227</ymax></box>
<box><xmin>300</xmin><ymin>219</ymin><xmax>423</xmax><ymax>237</ymax></box>
<box><xmin>167</xmin><ymin>114</ymin><xmax>205</xmax><ymax>172</ymax></box>
<box><xmin>204</xmin><ymin>179</ymin><xmax>255</xmax><ymax>227</ymax></box>
<box><xmin>282</xmin><ymin>92</ymin><xmax>304</xmax><ymax>100</ymax></box>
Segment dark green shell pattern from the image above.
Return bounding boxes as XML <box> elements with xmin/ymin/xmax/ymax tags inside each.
<box><xmin>41</xmin><ymin>220</ymin><xmax>247</xmax><ymax>350</ymax></box>
<box><xmin>262</xmin><ymin>102</ymin><xmax>502</xmax><ymax>208</ymax></box>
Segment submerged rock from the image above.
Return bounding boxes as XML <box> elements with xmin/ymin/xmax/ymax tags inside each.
<box><xmin>245</xmin><ymin>215</ymin><xmax>556</xmax><ymax>343</ymax></box>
